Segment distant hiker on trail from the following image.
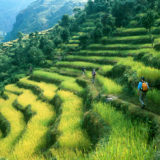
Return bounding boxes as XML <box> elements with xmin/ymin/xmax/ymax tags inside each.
<box><xmin>92</xmin><ymin>69</ymin><xmax>96</xmax><ymax>84</ymax></box>
<box><xmin>82</xmin><ymin>67</ymin><xmax>86</xmax><ymax>75</ymax></box>
<box><xmin>29</xmin><ymin>65</ymin><xmax>33</xmax><ymax>75</ymax></box>
<box><xmin>138</xmin><ymin>77</ymin><xmax>149</xmax><ymax>109</ymax></box>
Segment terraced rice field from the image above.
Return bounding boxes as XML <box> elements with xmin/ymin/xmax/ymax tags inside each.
<box><xmin>0</xmin><ymin>24</ymin><xmax>160</xmax><ymax>159</ymax></box>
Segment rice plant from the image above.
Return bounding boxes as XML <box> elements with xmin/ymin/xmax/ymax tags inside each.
<box><xmin>96</xmin><ymin>74</ymin><xmax>123</xmax><ymax>95</ymax></box>
<box><xmin>9</xmin><ymin>89</ymin><xmax>55</xmax><ymax>160</ymax></box>
<box><xmin>85</xmin><ymin>102</ymin><xmax>156</xmax><ymax>160</ymax></box>
<box><xmin>0</xmin><ymin>93</ymin><xmax>25</xmax><ymax>157</ymax></box>
<box><xmin>56</xmin><ymin>61</ymin><xmax>100</xmax><ymax>70</ymax></box>
<box><xmin>18</xmin><ymin>78</ymin><xmax>57</xmax><ymax>101</ymax></box>
<box><xmin>101</xmin><ymin>35</ymin><xmax>152</xmax><ymax>44</ymax></box>
<box><xmin>87</xmin><ymin>43</ymin><xmax>152</xmax><ymax>50</ymax></box>
<box><xmin>65</xmin><ymin>55</ymin><xmax>117</xmax><ymax>64</ymax></box>
<box><xmin>51</xmin><ymin>90</ymin><xmax>91</xmax><ymax>159</ymax></box>
<box><xmin>60</xmin><ymin>80</ymin><xmax>83</xmax><ymax>95</ymax></box>
<box><xmin>31</xmin><ymin>70</ymin><xmax>74</xmax><ymax>84</ymax></box>
<box><xmin>118</xmin><ymin>57</ymin><xmax>160</xmax><ymax>85</ymax></box>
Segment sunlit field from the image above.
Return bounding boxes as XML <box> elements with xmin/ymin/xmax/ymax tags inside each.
<box><xmin>0</xmin><ymin>1</ymin><xmax>160</xmax><ymax>159</ymax></box>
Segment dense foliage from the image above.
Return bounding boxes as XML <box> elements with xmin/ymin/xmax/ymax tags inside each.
<box><xmin>0</xmin><ymin>0</ymin><xmax>160</xmax><ymax>91</ymax></box>
<box><xmin>4</xmin><ymin>0</ymin><xmax>86</xmax><ymax>41</ymax></box>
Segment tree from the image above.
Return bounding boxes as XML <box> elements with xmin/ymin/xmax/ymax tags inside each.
<box><xmin>60</xmin><ymin>29</ymin><xmax>70</xmax><ymax>42</ymax></box>
<box><xmin>141</xmin><ymin>10</ymin><xmax>156</xmax><ymax>32</ymax></box>
<box><xmin>60</xmin><ymin>15</ymin><xmax>70</xmax><ymax>28</ymax></box>
<box><xmin>101</xmin><ymin>14</ymin><xmax>115</xmax><ymax>35</ymax></box>
<box><xmin>112</xmin><ymin>0</ymin><xmax>134</xmax><ymax>27</ymax></box>
<box><xmin>91</xmin><ymin>20</ymin><xmax>103</xmax><ymax>42</ymax></box>
<box><xmin>17</xmin><ymin>32</ymin><xmax>23</xmax><ymax>41</ymax></box>
<box><xmin>79</xmin><ymin>34</ymin><xmax>91</xmax><ymax>48</ymax></box>
<box><xmin>141</xmin><ymin>10</ymin><xmax>157</xmax><ymax>46</ymax></box>
<box><xmin>27</xmin><ymin>47</ymin><xmax>44</xmax><ymax>65</ymax></box>
<box><xmin>85</xmin><ymin>0</ymin><xmax>94</xmax><ymax>14</ymax></box>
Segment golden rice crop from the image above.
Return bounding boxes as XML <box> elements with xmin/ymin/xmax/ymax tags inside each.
<box><xmin>85</xmin><ymin>102</ymin><xmax>156</xmax><ymax>160</ymax></box>
<box><xmin>56</xmin><ymin>90</ymin><xmax>91</xmax><ymax>149</ymax></box>
<box><xmin>0</xmin><ymin>93</ymin><xmax>25</xmax><ymax>157</ymax></box>
<box><xmin>60</xmin><ymin>80</ymin><xmax>83</xmax><ymax>94</ymax></box>
<box><xmin>9</xmin><ymin>89</ymin><xmax>55</xmax><ymax>160</ymax></box>
<box><xmin>19</xmin><ymin>78</ymin><xmax>57</xmax><ymax>101</ymax></box>
<box><xmin>118</xmin><ymin>57</ymin><xmax>160</xmax><ymax>83</ymax></box>
<box><xmin>96</xmin><ymin>74</ymin><xmax>123</xmax><ymax>95</ymax></box>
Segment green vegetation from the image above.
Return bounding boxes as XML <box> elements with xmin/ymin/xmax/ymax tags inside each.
<box><xmin>0</xmin><ymin>0</ymin><xmax>160</xmax><ymax>159</ymax></box>
<box><xmin>86</xmin><ymin>102</ymin><xmax>155</xmax><ymax>160</ymax></box>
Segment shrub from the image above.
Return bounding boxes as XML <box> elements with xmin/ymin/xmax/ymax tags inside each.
<box><xmin>0</xmin><ymin>113</ymin><xmax>10</xmax><ymax>137</ymax></box>
<box><xmin>147</xmin><ymin>89</ymin><xmax>160</xmax><ymax>114</ymax></box>
<box><xmin>154</xmin><ymin>38</ymin><xmax>160</xmax><ymax>51</ymax></box>
<box><xmin>82</xmin><ymin>110</ymin><xmax>110</xmax><ymax>146</ymax></box>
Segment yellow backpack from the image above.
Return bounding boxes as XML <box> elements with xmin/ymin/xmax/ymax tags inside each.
<box><xmin>142</xmin><ymin>82</ymin><xmax>148</xmax><ymax>92</ymax></box>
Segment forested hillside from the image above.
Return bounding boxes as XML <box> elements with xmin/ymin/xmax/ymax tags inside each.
<box><xmin>0</xmin><ymin>0</ymin><xmax>35</xmax><ymax>33</ymax></box>
<box><xmin>0</xmin><ymin>0</ymin><xmax>160</xmax><ymax>159</ymax></box>
<box><xmin>4</xmin><ymin>0</ymin><xmax>87</xmax><ymax>41</ymax></box>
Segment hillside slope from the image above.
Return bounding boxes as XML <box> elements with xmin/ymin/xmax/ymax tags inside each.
<box><xmin>0</xmin><ymin>0</ymin><xmax>35</xmax><ymax>33</ymax></box>
<box><xmin>1</xmin><ymin>14</ymin><xmax>160</xmax><ymax>159</ymax></box>
<box><xmin>4</xmin><ymin>0</ymin><xmax>87</xmax><ymax>41</ymax></box>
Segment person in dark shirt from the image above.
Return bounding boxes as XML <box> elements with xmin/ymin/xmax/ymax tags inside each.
<box><xmin>92</xmin><ymin>69</ymin><xmax>96</xmax><ymax>84</ymax></box>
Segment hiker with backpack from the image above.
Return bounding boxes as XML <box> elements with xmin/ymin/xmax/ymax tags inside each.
<box><xmin>92</xmin><ymin>69</ymin><xmax>96</xmax><ymax>84</ymax></box>
<box><xmin>138</xmin><ymin>77</ymin><xmax>149</xmax><ymax>108</ymax></box>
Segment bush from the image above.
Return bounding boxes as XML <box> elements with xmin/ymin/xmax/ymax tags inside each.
<box><xmin>128</xmin><ymin>20</ymin><xmax>139</xmax><ymax>28</ymax></box>
<box><xmin>147</xmin><ymin>89</ymin><xmax>160</xmax><ymax>114</ymax></box>
<box><xmin>82</xmin><ymin>111</ymin><xmax>110</xmax><ymax>146</ymax></box>
<box><xmin>0</xmin><ymin>113</ymin><xmax>10</xmax><ymax>137</ymax></box>
<box><xmin>154</xmin><ymin>38</ymin><xmax>160</xmax><ymax>51</ymax></box>
<box><xmin>12</xmin><ymin>100</ymin><xmax>36</xmax><ymax>123</ymax></box>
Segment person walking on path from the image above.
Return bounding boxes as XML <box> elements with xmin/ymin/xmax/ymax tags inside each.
<box><xmin>29</xmin><ymin>64</ymin><xmax>33</xmax><ymax>75</ymax></box>
<box><xmin>82</xmin><ymin>67</ymin><xmax>86</xmax><ymax>76</ymax></box>
<box><xmin>92</xmin><ymin>69</ymin><xmax>96</xmax><ymax>84</ymax></box>
<box><xmin>138</xmin><ymin>77</ymin><xmax>149</xmax><ymax>109</ymax></box>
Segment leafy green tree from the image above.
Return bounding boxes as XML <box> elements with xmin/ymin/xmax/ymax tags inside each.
<box><xmin>91</xmin><ymin>20</ymin><xmax>103</xmax><ymax>42</ymax></box>
<box><xmin>101</xmin><ymin>13</ymin><xmax>115</xmax><ymax>35</ymax></box>
<box><xmin>112</xmin><ymin>0</ymin><xmax>134</xmax><ymax>27</ymax></box>
<box><xmin>17</xmin><ymin>32</ymin><xmax>23</xmax><ymax>41</ymax></box>
<box><xmin>60</xmin><ymin>29</ymin><xmax>70</xmax><ymax>42</ymax></box>
<box><xmin>141</xmin><ymin>10</ymin><xmax>157</xmax><ymax>46</ymax></box>
<box><xmin>27</xmin><ymin>47</ymin><xmax>44</xmax><ymax>65</ymax></box>
<box><xmin>141</xmin><ymin>10</ymin><xmax>156</xmax><ymax>32</ymax></box>
<box><xmin>60</xmin><ymin>15</ymin><xmax>70</xmax><ymax>27</ymax></box>
<box><xmin>79</xmin><ymin>34</ymin><xmax>91</xmax><ymax>48</ymax></box>
<box><xmin>86</xmin><ymin>0</ymin><xmax>94</xmax><ymax>14</ymax></box>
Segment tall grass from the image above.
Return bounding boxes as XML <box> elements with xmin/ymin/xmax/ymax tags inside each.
<box><xmin>18</xmin><ymin>78</ymin><xmax>57</xmax><ymax>101</ymax></box>
<box><xmin>86</xmin><ymin>102</ymin><xmax>156</xmax><ymax>160</ymax></box>
<box><xmin>10</xmin><ymin>89</ymin><xmax>55</xmax><ymax>160</ymax></box>
<box><xmin>60</xmin><ymin>80</ymin><xmax>83</xmax><ymax>95</ymax></box>
<box><xmin>147</xmin><ymin>89</ymin><xmax>160</xmax><ymax>114</ymax></box>
<box><xmin>5</xmin><ymin>84</ymin><xmax>23</xmax><ymax>95</ymax></box>
<box><xmin>118</xmin><ymin>57</ymin><xmax>160</xmax><ymax>85</ymax></box>
<box><xmin>51</xmin><ymin>90</ymin><xmax>91</xmax><ymax>159</ymax></box>
<box><xmin>78</xmin><ymin>50</ymin><xmax>135</xmax><ymax>57</ymax></box>
<box><xmin>0</xmin><ymin>93</ymin><xmax>25</xmax><ymax>157</ymax></box>
<box><xmin>56</xmin><ymin>61</ymin><xmax>100</xmax><ymax>70</ymax></box>
<box><xmin>98</xmin><ymin>65</ymin><xmax>113</xmax><ymax>76</ymax></box>
<box><xmin>88</xmin><ymin>43</ymin><xmax>152</xmax><ymax>50</ymax></box>
<box><xmin>101</xmin><ymin>35</ymin><xmax>152</xmax><ymax>44</ymax></box>
<box><xmin>31</xmin><ymin>70</ymin><xmax>74</xmax><ymax>84</ymax></box>
<box><xmin>65</xmin><ymin>55</ymin><xmax>117</xmax><ymax>64</ymax></box>
<box><xmin>49</xmin><ymin>67</ymin><xmax>82</xmax><ymax>77</ymax></box>
<box><xmin>96</xmin><ymin>74</ymin><xmax>123</xmax><ymax>95</ymax></box>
